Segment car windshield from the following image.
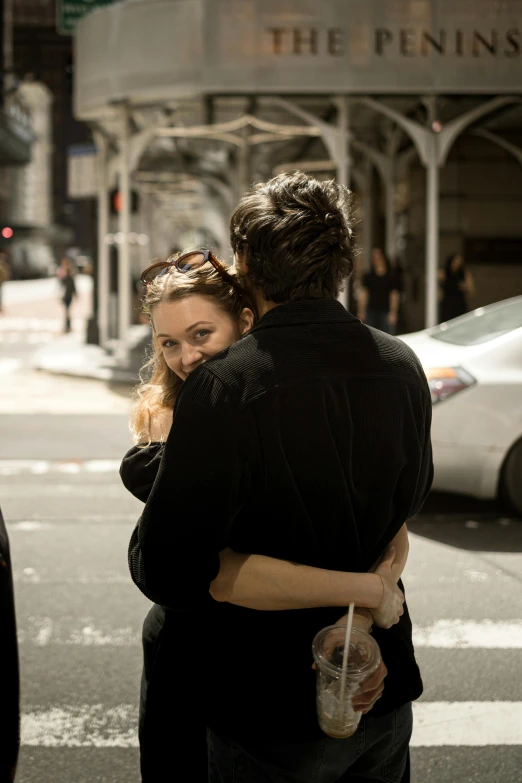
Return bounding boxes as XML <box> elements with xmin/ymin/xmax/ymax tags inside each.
<box><xmin>430</xmin><ymin>298</ymin><xmax>522</xmax><ymax>346</ymax></box>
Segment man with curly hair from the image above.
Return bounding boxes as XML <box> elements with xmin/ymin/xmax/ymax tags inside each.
<box><xmin>129</xmin><ymin>172</ymin><xmax>433</xmax><ymax>782</ymax></box>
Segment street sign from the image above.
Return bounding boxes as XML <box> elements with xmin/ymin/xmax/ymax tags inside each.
<box><xmin>57</xmin><ymin>0</ymin><xmax>116</xmax><ymax>36</ymax></box>
<box><xmin>67</xmin><ymin>143</ymin><xmax>97</xmax><ymax>198</ymax></box>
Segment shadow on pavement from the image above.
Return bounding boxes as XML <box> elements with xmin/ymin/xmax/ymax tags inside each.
<box><xmin>421</xmin><ymin>490</ymin><xmax>516</xmax><ymax>518</ymax></box>
<box><xmin>411</xmin><ymin>491</ymin><xmax>522</xmax><ymax>553</ymax></box>
<box><xmin>107</xmin><ymin>382</ymin><xmax>135</xmax><ymax>399</ymax></box>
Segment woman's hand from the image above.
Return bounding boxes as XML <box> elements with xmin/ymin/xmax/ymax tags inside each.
<box><xmin>371</xmin><ymin>546</ymin><xmax>405</xmax><ymax>629</ymax></box>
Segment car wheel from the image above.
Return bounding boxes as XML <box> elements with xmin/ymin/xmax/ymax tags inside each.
<box><xmin>500</xmin><ymin>438</ymin><xmax>522</xmax><ymax>515</ymax></box>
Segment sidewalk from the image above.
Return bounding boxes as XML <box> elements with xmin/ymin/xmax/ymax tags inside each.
<box><xmin>2</xmin><ymin>276</ymin><xmax>150</xmax><ymax>384</ymax></box>
<box><xmin>31</xmin><ymin>324</ymin><xmax>150</xmax><ymax>384</ymax></box>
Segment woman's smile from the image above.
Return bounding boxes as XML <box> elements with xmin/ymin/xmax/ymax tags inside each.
<box><xmin>152</xmin><ymin>295</ymin><xmax>251</xmax><ymax>381</ymax></box>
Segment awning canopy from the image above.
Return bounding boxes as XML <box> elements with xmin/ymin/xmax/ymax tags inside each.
<box><xmin>75</xmin><ymin>0</ymin><xmax>522</xmax><ymax>120</ymax></box>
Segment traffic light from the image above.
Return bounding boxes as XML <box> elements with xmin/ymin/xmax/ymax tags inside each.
<box><xmin>110</xmin><ymin>190</ymin><xmax>139</xmax><ymax>215</ymax></box>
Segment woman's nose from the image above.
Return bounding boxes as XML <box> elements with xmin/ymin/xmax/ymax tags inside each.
<box><xmin>181</xmin><ymin>344</ymin><xmax>203</xmax><ymax>369</ymax></box>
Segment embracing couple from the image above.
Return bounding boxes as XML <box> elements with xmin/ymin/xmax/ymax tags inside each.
<box><xmin>120</xmin><ymin>172</ymin><xmax>433</xmax><ymax>783</ymax></box>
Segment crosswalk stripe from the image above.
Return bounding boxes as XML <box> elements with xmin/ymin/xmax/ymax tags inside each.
<box><xmin>0</xmin><ymin>358</ymin><xmax>23</xmax><ymax>374</ymax></box>
<box><xmin>412</xmin><ymin>702</ymin><xmax>522</xmax><ymax>746</ymax></box>
<box><xmin>413</xmin><ymin>619</ymin><xmax>522</xmax><ymax>648</ymax></box>
<box><xmin>0</xmin><ymin>333</ymin><xmax>54</xmax><ymax>344</ymax></box>
<box><xmin>20</xmin><ymin>702</ymin><xmax>522</xmax><ymax>747</ymax></box>
<box><xmin>15</xmin><ymin>617</ymin><xmax>522</xmax><ymax>649</ymax></box>
<box><xmin>3</xmin><ymin>484</ymin><xmax>124</xmax><ymax>499</ymax></box>
<box><xmin>22</xmin><ymin>705</ymin><xmax>138</xmax><ymax>747</ymax></box>
<box><xmin>0</xmin><ymin>459</ymin><xmax>122</xmax><ymax>476</ymax></box>
<box><xmin>0</xmin><ymin>317</ymin><xmax>83</xmax><ymax>331</ymax></box>
<box><xmin>17</xmin><ymin>618</ymin><xmax>139</xmax><ymax>646</ymax></box>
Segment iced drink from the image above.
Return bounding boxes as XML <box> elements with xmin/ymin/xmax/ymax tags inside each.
<box><xmin>312</xmin><ymin>625</ymin><xmax>380</xmax><ymax>739</ymax></box>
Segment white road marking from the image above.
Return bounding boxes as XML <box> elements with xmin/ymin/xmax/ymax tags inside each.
<box><xmin>0</xmin><ymin>317</ymin><xmax>83</xmax><ymax>333</ymax></box>
<box><xmin>16</xmin><ymin>618</ymin><xmax>522</xmax><ymax>649</ymax></box>
<box><xmin>2</xmin><ymin>484</ymin><xmax>124</xmax><ymax>499</ymax></box>
<box><xmin>84</xmin><ymin>459</ymin><xmax>123</xmax><ymax>473</ymax></box>
<box><xmin>0</xmin><ymin>459</ymin><xmax>122</xmax><ymax>476</ymax></box>
<box><xmin>9</xmin><ymin>514</ymin><xmax>137</xmax><ymax>524</ymax></box>
<box><xmin>14</xmin><ymin>569</ymin><xmax>130</xmax><ymax>584</ymax></box>
<box><xmin>20</xmin><ymin>702</ymin><xmax>522</xmax><ymax>747</ymax></box>
<box><xmin>463</xmin><ymin>569</ymin><xmax>490</xmax><ymax>583</ymax></box>
<box><xmin>10</xmin><ymin>521</ymin><xmax>54</xmax><ymax>531</ymax></box>
<box><xmin>68</xmin><ymin>624</ymin><xmax>138</xmax><ymax>647</ymax></box>
<box><xmin>35</xmin><ymin>618</ymin><xmax>54</xmax><ymax>646</ymax></box>
<box><xmin>413</xmin><ymin>619</ymin><xmax>522</xmax><ymax>648</ymax></box>
<box><xmin>18</xmin><ymin>617</ymin><xmax>139</xmax><ymax>647</ymax></box>
<box><xmin>0</xmin><ymin>357</ymin><xmax>23</xmax><ymax>374</ymax></box>
<box><xmin>412</xmin><ymin>702</ymin><xmax>522</xmax><ymax>746</ymax></box>
<box><xmin>22</xmin><ymin>705</ymin><xmax>138</xmax><ymax>748</ymax></box>
<box><xmin>3</xmin><ymin>275</ymin><xmax>92</xmax><ymax>305</ymax></box>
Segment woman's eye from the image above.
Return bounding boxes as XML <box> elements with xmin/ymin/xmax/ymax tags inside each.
<box><xmin>161</xmin><ymin>340</ymin><xmax>178</xmax><ymax>349</ymax></box>
<box><xmin>194</xmin><ymin>330</ymin><xmax>210</xmax><ymax>339</ymax></box>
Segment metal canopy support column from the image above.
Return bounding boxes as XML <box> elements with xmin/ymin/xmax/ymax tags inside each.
<box><xmin>334</xmin><ymin>96</ymin><xmax>350</xmax><ymax>188</ymax></box>
<box><xmin>117</xmin><ymin>104</ymin><xmax>131</xmax><ymax>365</ymax></box>
<box><xmin>425</xmin><ymin>136</ymin><xmax>440</xmax><ymax>329</ymax></box>
<box><xmin>359</xmin><ymin>94</ymin><xmax>519</xmax><ymax>328</ymax></box>
<box><xmin>383</xmin><ymin>129</ymin><xmax>402</xmax><ymax>262</ymax></box>
<box><xmin>351</xmin><ymin>130</ymin><xmax>408</xmax><ymax>266</ymax></box>
<box><xmin>334</xmin><ymin>97</ymin><xmax>350</xmax><ymax>308</ymax></box>
<box><xmin>471</xmin><ymin>128</ymin><xmax>522</xmax><ymax>167</ymax></box>
<box><xmin>352</xmin><ymin>158</ymin><xmax>374</xmax><ymax>275</ymax></box>
<box><xmin>237</xmin><ymin>142</ymin><xmax>250</xmax><ymax>201</ymax></box>
<box><xmin>94</xmin><ymin>131</ymin><xmax>110</xmax><ymax>349</ymax></box>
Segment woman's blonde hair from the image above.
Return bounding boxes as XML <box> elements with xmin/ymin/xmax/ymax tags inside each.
<box><xmin>131</xmin><ymin>253</ymin><xmax>253</xmax><ymax>444</ymax></box>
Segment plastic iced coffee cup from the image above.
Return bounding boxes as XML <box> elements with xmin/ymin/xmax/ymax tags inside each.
<box><xmin>312</xmin><ymin>624</ymin><xmax>381</xmax><ymax>739</ymax></box>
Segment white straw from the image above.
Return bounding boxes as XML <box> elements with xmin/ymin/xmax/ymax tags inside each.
<box><xmin>339</xmin><ymin>602</ymin><xmax>355</xmax><ymax>708</ymax></box>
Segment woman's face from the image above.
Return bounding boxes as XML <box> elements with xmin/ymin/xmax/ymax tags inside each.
<box><xmin>452</xmin><ymin>254</ymin><xmax>463</xmax><ymax>271</ymax></box>
<box><xmin>152</xmin><ymin>295</ymin><xmax>254</xmax><ymax>381</ymax></box>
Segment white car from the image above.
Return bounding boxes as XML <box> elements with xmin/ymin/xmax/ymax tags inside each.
<box><xmin>399</xmin><ymin>296</ymin><xmax>522</xmax><ymax>514</ymax></box>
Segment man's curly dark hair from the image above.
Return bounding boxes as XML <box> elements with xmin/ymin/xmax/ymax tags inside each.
<box><xmin>230</xmin><ymin>171</ymin><xmax>355</xmax><ymax>302</ymax></box>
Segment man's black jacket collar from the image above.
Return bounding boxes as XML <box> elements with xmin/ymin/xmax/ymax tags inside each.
<box><xmin>250</xmin><ymin>299</ymin><xmax>358</xmax><ymax>334</ymax></box>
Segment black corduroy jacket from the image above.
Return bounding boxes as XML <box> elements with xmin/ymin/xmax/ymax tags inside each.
<box><xmin>128</xmin><ymin>298</ymin><xmax>433</xmax><ymax>740</ymax></box>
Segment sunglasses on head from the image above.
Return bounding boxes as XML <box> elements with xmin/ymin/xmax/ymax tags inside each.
<box><xmin>140</xmin><ymin>249</ymin><xmax>238</xmax><ymax>288</ymax></box>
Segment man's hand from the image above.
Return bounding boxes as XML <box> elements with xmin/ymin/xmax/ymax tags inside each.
<box><xmin>372</xmin><ymin>545</ymin><xmax>404</xmax><ymax>629</ymax></box>
<box><xmin>352</xmin><ymin>658</ymin><xmax>388</xmax><ymax>714</ymax></box>
<box><xmin>315</xmin><ymin>611</ymin><xmax>388</xmax><ymax>715</ymax></box>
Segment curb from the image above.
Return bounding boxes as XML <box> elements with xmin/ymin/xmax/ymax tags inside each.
<box><xmin>31</xmin><ymin>326</ymin><xmax>150</xmax><ymax>385</ymax></box>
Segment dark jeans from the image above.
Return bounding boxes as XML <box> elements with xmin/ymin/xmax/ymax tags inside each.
<box><xmin>208</xmin><ymin>702</ymin><xmax>412</xmax><ymax>783</ymax></box>
<box><xmin>365</xmin><ymin>310</ymin><xmax>394</xmax><ymax>336</ymax></box>
<box><xmin>139</xmin><ymin>604</ymin><xmax>208</xmax><ymax>782</ymax></box>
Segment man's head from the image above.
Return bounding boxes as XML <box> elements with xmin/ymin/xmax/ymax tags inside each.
<box><xmin>230</xmin><ymin>171</ymin><xmax>355</xmax><ymax>303</ymax></box>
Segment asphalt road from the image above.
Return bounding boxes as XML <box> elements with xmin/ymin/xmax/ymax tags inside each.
<box><xmin>1</xmin><ymin>279</ymin><xmax>521</xmax><ymax>783</ymax></box>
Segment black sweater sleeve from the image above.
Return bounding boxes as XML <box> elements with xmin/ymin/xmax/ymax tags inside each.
<box><xmin>120</xmin><ymin>443</ymin><xmax>165</xmax><ymax>503</ymax></box>
<box><xmin>128</xmin><ymin>367</ymin><xmax>253</xmax><ymax>610</ymax></box>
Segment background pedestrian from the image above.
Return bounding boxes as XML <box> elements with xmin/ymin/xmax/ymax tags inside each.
<box><xmin>357</xmin><ymin>248</ymin><xmax>400</xmax><ymax>334</ymax></box>
<box><xmin>438</xmin><ymin>252</ymin><xmax>475</xmax><ymax>323</ymax></box>
<box><xmin>0</xmin><ymin>252</ymin><xmax>11</xmax><ymax>314</ymax></box>
<box><xmin>56</xmin><ymin>257</ymin><xmax>77</xmax><ymax>333</ymax></box>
